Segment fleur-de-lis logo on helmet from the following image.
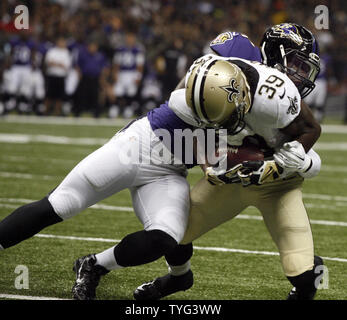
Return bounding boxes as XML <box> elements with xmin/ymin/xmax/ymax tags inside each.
<box><xmin>220</xmin><ymin>79</ymin><xmax>240</xmax><ymax>103</ymax></box>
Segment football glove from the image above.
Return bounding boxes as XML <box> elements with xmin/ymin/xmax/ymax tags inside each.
<box><xmin>273</xmin><ymin>141</ymin><xmax>312</xmax><ymax>174</ymax></box>
<box><xmin>237</xmin><ymin>160</ymin><xmax>283</xmax><ymax>187</ymax></box>
<box><xmin>205</xmin><ymin>163</ymin><xmax>243</xmax><ymax>185</ymax></box>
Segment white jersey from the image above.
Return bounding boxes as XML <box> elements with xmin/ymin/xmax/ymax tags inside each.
<box><xmin>170</xmin><ymin>54</ymin><xmax>302</xmax><ymax>150</ymax></box>
<box><xmin>239</xmin><ymin>58</ymin><xmax>301</xmax><ymax>149</ymax></box>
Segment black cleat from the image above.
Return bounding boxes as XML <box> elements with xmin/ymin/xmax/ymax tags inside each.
<box><xmin>72</xmin><ymin>254</ymin><xmax>109</xmax><ymax>300</ymax></box>
<box><xmin>286</xmin><ymin>286</ymin><xmax>317</xmax><ymax>300</ymax></box>
<box><xmin>133</xmin><ymin>270</ymin><xmax>193</xmax><ymax>300</ymax></box>
<box><xmin>287</xmin><ymin>287</ymin><xmax>300</xmax><ymax>300</ymax></box>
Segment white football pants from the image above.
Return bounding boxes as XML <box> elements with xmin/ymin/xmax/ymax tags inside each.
<box><xmin>48</xmin><ymin>117</ymin><xmax>190</xmax><ymax>243</ymax></box>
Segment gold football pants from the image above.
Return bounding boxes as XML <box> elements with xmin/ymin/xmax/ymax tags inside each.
<box><xmin>181</xmin><ymin>175</ymin><xmax>314</xmax><ymax>277</ymax></box>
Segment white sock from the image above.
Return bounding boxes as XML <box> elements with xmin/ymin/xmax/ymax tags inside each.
<box><xmin>0</xmin><ymin>244</ymin><xmax>4</xmax><ymax>250</ymax></box>
<box><xmin>95</xmin><ymin>246</ymin><xmax>123</xmax><ymax>271</ymax></box>
<box><xmin>167</xmin><ymin>260</ymin><xmax>191</xmax><ymax>276</ymax></box>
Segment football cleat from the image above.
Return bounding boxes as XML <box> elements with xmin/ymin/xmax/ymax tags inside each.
<box><xmin>287</xmin><ymin>287</ymin><xmax>299</xmax><ymax>300</ymax></box>
<box><xmin>133</xmin><ymin>270</ymin><xmax>194</xmax><ymax>300</ymax></box>
<box><xmin>286</xmin><ymin>286</ymin><xmax>317</xmax><ymax>300</ymax></box>
<box><xmin>72</xmin><ymin>254</ymin><xmax>109</xmax><ymax>300</ymax></box>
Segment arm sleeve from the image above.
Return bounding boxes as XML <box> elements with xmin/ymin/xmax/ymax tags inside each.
<box><xmin>298</xmin><ymin>148</ymin><xmax>321</xmax><ymax>179</ymax></box>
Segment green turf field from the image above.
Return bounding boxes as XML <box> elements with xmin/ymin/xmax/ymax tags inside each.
<box><xmin>0</xmin><ymin>116</ymin><xmax>346</xmax><ymax>300</ymax></box>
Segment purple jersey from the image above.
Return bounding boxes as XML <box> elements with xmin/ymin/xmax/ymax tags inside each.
<box><xmin>210</xmin><ymin>31</ymin><xmax>262</xmax><ymax>62</ymax></box>
<box><xmin>147</xmin><ymin>102</ymin><xmax>196</xmax><ymax>168</ymax></box>
<box><xmin>77</xmin><ymin>46</ymin><xmax>108</xmax><ymax>77</ymax></box>
<box><xmin>113</xmin><ymin>46</ymin><xmax>144</xmax><ymax>71</ymax></box>
<box><xmin>68</xmin><ymin>40</ymin><xmax>85</xmax><ymax>67</ymax></box>
<box><xmin>10</xmin><ymin>37</ymin><xmax>36</xmax><ymax>66</ymax></box>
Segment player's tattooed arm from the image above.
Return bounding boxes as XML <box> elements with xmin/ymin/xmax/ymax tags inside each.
<box><xmin>280</xmin><ymin>100</ymin><xmax>321</xmax><ymax>152</ymax></box>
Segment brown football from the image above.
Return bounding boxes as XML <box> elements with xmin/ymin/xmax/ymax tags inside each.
<box><xmin>226</xmin><ymin>138</ymin><xmax>264</xmax><ymax>169</ymax></box>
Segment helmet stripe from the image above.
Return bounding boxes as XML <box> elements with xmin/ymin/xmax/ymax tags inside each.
<box><xmin>193</xmin><ymin>58</ymin><xmax>218</xmax><ymax>123</ymax></box>
<box><xmin>192</xmin><ymin>60</ymin><xmax>212</xmax><ymax>123</ymax></box>
<box><xmin>192</xmin><ymin>65</ymin><xmax>208</xmax><ymax>123</ymax></box>
<box><xmin>190</xmin><ymin>67</ymin><xmax>199</xmax><ymax>119</ymax></box>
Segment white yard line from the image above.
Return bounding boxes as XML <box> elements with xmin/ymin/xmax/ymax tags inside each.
<box><xmin>2</xmin><ymin>132</ymin><xmax>347</xmax><ymax>151</ymax></box>
<box><xmin>315</xmin><ymin>142</ymin><xmax>347</xmax><ymax>150</ymax></box>
<box><xmin>1</xmin><ymin>115</ymin><xmax>347</xmax><ymax>134</ymax></box>
<box><xmin>321</xmin><ymin>125</ymin><xmax>347</xmax><ymax>134</ymax></box>
<box><xmin>0</xmin><ymin>115</ymin><xmax>129</xmax><ymax>127</ymax></box>
<box><xmin>0</xmin><ymin>293</ymin><xmax>69</xmax><ymax>300</ymax></box>
<box><xmin>3</xmin><ymin>170</ymin><xmax>347</xmax><ymax>186</ymax></box>
<box><xmin>0</xmin><ymin>133</ymin><xmax>107</xmax><ymax>146</ymax></box>
<box><xmin>1</xmin><ymin>197</ymin><xmax>347</xmax><ymax>227</ymax></box>
<box><xmin>3</xmin><ymin>153</ymin><xmax>347</xmax><ymax>173</ymax></box>
<box><xmin>0</xmin><ymin>171</ymin><xmax>57</xmax><ymax>181</ymax></box>
<box><xmin>33</xmin><ymin>233</ymin><xmax>347</xmax><ymax>263</ymax></box>
<box><xmin>35</xmin><ymin>233</ymin><xmax>118</xmax><ymax>243</ymax></box>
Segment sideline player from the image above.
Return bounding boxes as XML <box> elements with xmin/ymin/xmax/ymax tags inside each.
<box><xmin>2</xmin><ymin>33</ymin><xmax>36</xmax><ymax>113</ymax></box>
<box><xmin>135</xmin><ymin>24</ymin><xmax>324</xmax><ymax>300</ymax></box>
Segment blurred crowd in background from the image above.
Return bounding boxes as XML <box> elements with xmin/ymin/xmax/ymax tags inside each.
<box><xmin>0</xmin><ymin>0</ymin><xmax>346</xmax><ymax>121</ymax></box>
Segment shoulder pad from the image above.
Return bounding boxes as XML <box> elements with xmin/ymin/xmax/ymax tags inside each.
<box><xmin>210</xmin><ymin>32</ymin><xmax>262</xmax><ymax>62</ymax></box>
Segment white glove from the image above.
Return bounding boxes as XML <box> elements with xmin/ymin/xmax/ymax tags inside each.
<box><xmin>273</xmin><ymin>141</ymin><xmax>312</xmax><ymax>174</ymax></box>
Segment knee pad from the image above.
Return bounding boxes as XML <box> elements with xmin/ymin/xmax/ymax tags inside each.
<box><xmin>148</xmin><ymin>229</ymin><xmax>178</xmax><ymax>253</ymax></box>
<box><xmin>48</xmin><ymin>188</ymin><xmax>84</xmax><ymax>220</ymax></box>
<box><xmin>114</xmin><ymin>230</ymin><xmax>177</xmax><ymax>267</ymax></box>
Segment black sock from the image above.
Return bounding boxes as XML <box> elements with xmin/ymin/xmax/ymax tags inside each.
<box><xmin>114</xmin><ymin>230</ymin><xmax>177</xmax><ymax>267</ymax></box>
<box><xmin>165</xmin><ymin>243</ymin><xmax>193</xmax><ymax>266</ymax></box>
<box><xmin>0</xmin><ymin>197</ymin><xmax>62</xmax><ymax>249</ymax></box>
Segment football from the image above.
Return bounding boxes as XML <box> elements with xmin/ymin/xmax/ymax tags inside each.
<box><xmin>226</xmin><ymin>137</ymin><xmax>265</xmax><ymax>169</ymax></box>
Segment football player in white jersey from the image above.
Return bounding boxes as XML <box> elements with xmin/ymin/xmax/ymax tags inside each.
<box><xmin>0</xmin><ymin>55</ymin><xmax>252</xmax><ymax>300</ymax></box>
<box><xmin>134</xmin><ymin>27</ymin><xmax>324</xmax><ymax>300</ymax></box>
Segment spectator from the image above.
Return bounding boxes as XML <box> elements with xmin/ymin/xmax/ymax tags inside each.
<box><xmin>73</xmin><ymin>40</ymin><xmax>109</xmax><ymax>117</ymax></box>
<box><xmin>0</xmin><ymin>0</ymin><xmax>345</xmax><ymax>119</ymax></box>
<box><xmin>156</xmin><ymin>37</ymin><xmax>187</xmax><ymax>101</ymax></box>
<box><xmin>44</xmin><ymin>36</ymin><xmax>71</xmax><ymax>116</ymax></box>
